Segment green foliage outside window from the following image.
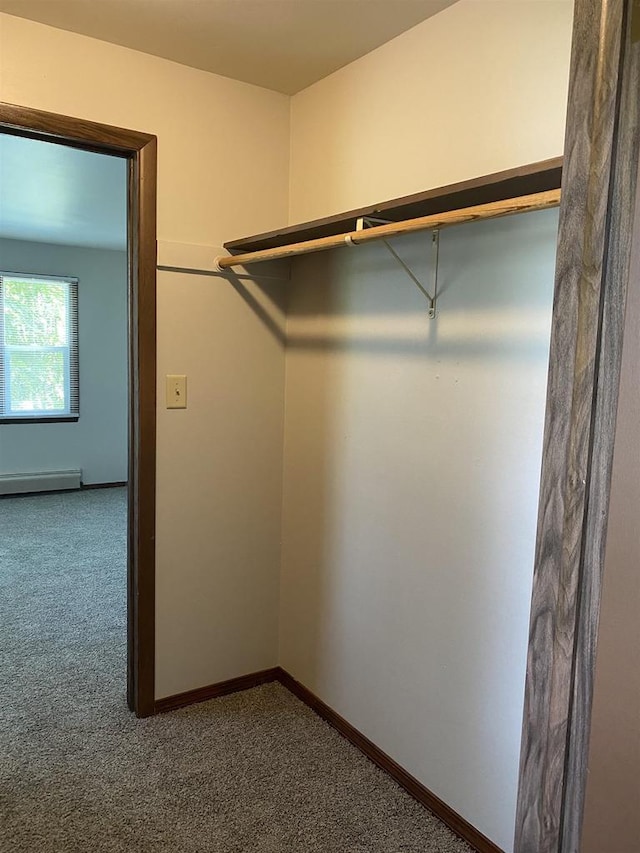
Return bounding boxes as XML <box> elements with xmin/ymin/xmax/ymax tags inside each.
<box><xmin>4</xmin><ymin>279</ymin><xmax>67</xmax><ymax>346</ymax></box>
<box><xmin>0</xmin><ymin>274</ymin><xmax>79</xmax><ymax>420</ymax></box>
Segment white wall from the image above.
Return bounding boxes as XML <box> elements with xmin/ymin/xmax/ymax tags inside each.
<box><xmin>0</xmin><ymin>11</ymin><xmax>291</xmax><ymax>698</ymax></box>
<box><xmin>280</xmin><ymin>209</ymin><xmax>558</xmax><ymax>852</ymax></box>
<box><xmin>0</xmin><ymin>237</ymin><xmax>128</xmax><ymax>484</ymax></box>
<box><xmin>282</xmin><ymin>2</ymin><xmax>573</xmax><ymax>851</ymax></box>
<box><xmin>289</xmin><ymin>0</ymin><xmax>573</xmax><ymax>223</ymax></box>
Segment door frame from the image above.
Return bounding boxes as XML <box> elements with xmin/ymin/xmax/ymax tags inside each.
<box><xmin>0</xmin><ymin>103</ymin><xmax>157</xmax><ymax>718</ymax></box>
<box><xmin>515</xmin><ymin>2</ymin><xmax>640</xmax><ymax>851</ymax></box>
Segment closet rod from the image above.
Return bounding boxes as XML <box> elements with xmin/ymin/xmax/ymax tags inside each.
<box><xmin>215</xmin><ymin>189</ymin><xmax>561</xmax><ymax>271</ymax></box>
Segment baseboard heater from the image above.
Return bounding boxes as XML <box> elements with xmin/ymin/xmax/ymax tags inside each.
<box><xmin>0</xmin><ymin>469</ymin><xmax>82</xmax><ymax>495</ymax></box>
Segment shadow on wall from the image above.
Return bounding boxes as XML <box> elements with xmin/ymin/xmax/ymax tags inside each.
<box><xmin>275</xmin><ymin>207</ymin><xmax>558</xmax><ymax>852</ymax></box>
<box><xmin>284</xmin><ymin>214</ymin><xmax>555</xmax><ymax>359</ymax></box>
<box><xmin>223</xmin><ymin>264</ymin><xmax>289</xmax><ymax>346</ymax></box>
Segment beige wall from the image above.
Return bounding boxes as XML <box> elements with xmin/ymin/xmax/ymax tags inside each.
<box><xmin>282</xmin><ymin>4</ymin><xmax>573</xmax><ymax>851</ymax></box>
<box><xmin>582</xmin><ymin>167</ymin><xmax>640</xmax><ymax>853</ymax></box>
<box><xmin>0</xmin><ymin>12</ymin><xmax>291</xmax><ymax>698</ymax></box>
<box><xmin>280</xmin><ymin>211</ymin><xmax>559</xmax><ymax>852</ymax></box>
<box><xmin>289</xmin><ymin>0</ymin><xmax>573</xmax><ymax>223</ymax></box>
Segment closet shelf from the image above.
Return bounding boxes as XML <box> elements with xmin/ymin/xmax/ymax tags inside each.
<box><xmin>214</xmin><ymin>188</ymin><xmax>561</xmax><ymax>272</ymax></box>
<box><xmin>223</xmin><ymin>157</ymin><xmax>562</xmax><ymax>255</ymax></box>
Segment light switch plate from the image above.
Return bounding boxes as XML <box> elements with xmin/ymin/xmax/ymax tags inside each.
<box><xmin>166</xmin><ymin>374</ymin><xmax>187</xmax><ymax>409</ymax></box>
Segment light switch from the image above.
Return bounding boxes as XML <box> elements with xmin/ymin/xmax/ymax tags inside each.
<box><xmin>166</xmin><ymin>374</ymin><xmax>187</xmax><ymax>409</ymax></box>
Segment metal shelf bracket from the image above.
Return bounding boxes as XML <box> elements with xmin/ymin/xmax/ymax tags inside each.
<box><xmin>355</xmin><ymin>216</ymin><xmax>440</xmax><ymax>318</ymax></box>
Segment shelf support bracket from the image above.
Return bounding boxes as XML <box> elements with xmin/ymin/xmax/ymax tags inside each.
<box><xmin>356</xmin><ymin>216</ymin><xmax>440</xmax><ymax>318</ymax></box>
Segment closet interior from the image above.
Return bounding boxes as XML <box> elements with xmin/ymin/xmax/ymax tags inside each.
<box><xmin>157</xmin><ymin>158</ymin><xmax>562</xmax><ymax>853</ymax></box>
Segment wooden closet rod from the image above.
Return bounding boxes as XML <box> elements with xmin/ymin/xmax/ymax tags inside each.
<box><xmin>215</xmin><ymin>189</ymin><xmax>561</xmax><ymax>271</ymax></box>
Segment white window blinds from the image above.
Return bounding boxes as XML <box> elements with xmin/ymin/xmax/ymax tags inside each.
<box><xmin>0</xmin><ymin>273</ymin><xmax>79</xmax><ymax>421</ymax></box>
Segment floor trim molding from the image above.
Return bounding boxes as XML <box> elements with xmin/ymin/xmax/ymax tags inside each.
<box><xmin>81</xmin><ymin>481</ymin><xmax>128</xmax><ymax>490</ymax></box>
<box><xmin>155</xmin><ymin>666</ymin><xmax>504</xmax><ymax>852</ymax></box>
<box><xmin>276</xmin><ymin>669</ymin><xmax>504</xmax><ymax>853</ymax></box>
<box><xmin>154</xmin><ymin>667</ymin><xmax>280</xmax><ymax>714</ymax></box>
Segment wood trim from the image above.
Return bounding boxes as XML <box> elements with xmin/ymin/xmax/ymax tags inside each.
<box><xmin>564</xmin><ymin>18</ymin><xmax>640</xmax><ymax>848</ymax></box>
<box><xmin>0</xmin><ymin>102</ymin><xmax>158</xmax><ymax>721</ymax></box>
<box><xmin>0</xmin><ymin>416</ymin><xmax>79</xmax><ymax>424</ymax></box>
<box><xmin>0</xmin><ymin>102</ymin><xmax>155</xmax><ymax>154</ymax></box>
<box><xmin>0</xmin><ymin>482</ymin><xmax>127</xmax><ymax>496</ymax></box>
<box><xmin>153</xmin><ymin>664</ymin><xmax>502</xmax><ymax>852</ymax></box>
<box><xmin>0</xmin><ymin>489</ymin><xmax>75</xmax><ymax>499</ymax></box>
<box><xmin>276</xmin><ymin>669</ymin><xmax>504</xmax><ymax>853</ymax></box>
<box><xmin>80</xmin><ymin>482</ymin><xmax>128</xmax><ymax>490</ymax></box>
<box><xmin>128</xmin><ymin>135</ymin><xmax>158</xmax><ymax>719</ymax></box>
<box><xmin>224</xmin><ymin>158</ymin><xmax>562</xmax><ymax>253</ymax></box>
<box><xmin>154</xmin><ymin>667</ymin><xmax>281</xmax><ymax>714</ymax></box>
<box><xmin>217</xmin><ymin>190</ymin><xmax>560</xmax><ymax>270</ymax></box>
<box><xmin>514</xmin><ymin>2</ymin><xmax>640</xmax><ymax>851</ymax></box>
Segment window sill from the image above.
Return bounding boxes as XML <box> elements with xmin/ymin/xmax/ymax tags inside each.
<box><xmin>0</xmin><ymin>416</ymin><xmax>79</xmax><ymax>425</ymax></box>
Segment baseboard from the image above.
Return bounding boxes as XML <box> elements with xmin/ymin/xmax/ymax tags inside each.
<box><xmin>275</xmin><ymin>668</ymin><xmax>504</xmax><ymax>853</ymax></box>
<box><xmin>0</xmin><ymin>477</ymin><xmax>126</xmax><ymax>497</ymax></box>
<box><xmin>153</xmin><ymin>665</ymin><xmax>503</xmax><ymax>853</ymax></box>
<box><xmin>154</xmin><ymin>667</ymin><xmax>280</xmax><ymax>714</ymax></box>
<box><xmin>0</xmin><ymin>469</ymin><xmax>81</xmax><ymax>495</ymax></box>
<box><xmin>81</xmin><ymin>481</ymin><xmax>127</xmax><ymax>490</ymax></box>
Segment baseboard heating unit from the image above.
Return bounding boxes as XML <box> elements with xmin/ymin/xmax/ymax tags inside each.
<box><xmin>0</xmin><ymin>470</ymin><xmax>82</xmax><ymax>496</ymax></box>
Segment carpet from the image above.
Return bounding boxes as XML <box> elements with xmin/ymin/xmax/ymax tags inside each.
<box><xmin>0</xmin><ymin>488</ymin><xmax>472</xmax><ymax>852</ymax></box>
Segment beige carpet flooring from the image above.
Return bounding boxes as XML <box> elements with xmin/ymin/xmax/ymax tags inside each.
<box><xmin>0</xmin><ymin>488</ymin><xmax>473</xmax><ymax>852</ymax></box>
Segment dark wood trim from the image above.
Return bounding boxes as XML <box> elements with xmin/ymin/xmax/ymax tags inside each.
<box><xmin>128</xmin><ymin>134</ymin><xmax>158</xmax><ymax>719</ymax></box>
<box><xmin>0</xmin><ymin>416</ymin><xmax>79</xmax><ymax>424</ymax></box>
<box><xmin>224</xmin><ymin>158</ymin><xmax>562</xmax><ymax>253</ymax></box>
<box><xmin>153</xmin><ymin>664</ymin><xmax>502</xmax><ymax>852</ymax></box>
<box><xmin>0</xmin><ymin>102</ymin><xmax>158</xmax><ymax>720</ymax></box>
<box><xmin>0</xmin><ymin>489</ymin><xmax>76</xmax><ymax>499</ymax></box>
<box><xmin>276</xmin><ymin>669</ymin><xmax>504</xmax><ymax>853</ymax></box>
<box><xmin>154</xmin><ymin>667</ymin><xmax>281</xmax><ymax>714</ymax></box>
<box><xmin>515</xmin><ymin>2</ymin><xmax>640</xmax><ymax>852</ymax></box>
<box><xmin>0</xmin><ymin>482</ymin><xmax>127</xmax><ymax>497</ymax></box>
<box><xmin>80</xmin><ymin>482</ymin><xmax>128</xmax><ymax>490</ymax></box>
<box><xmin>0</xmin><ymin>102</ymin><xmax>155</xmax><ymax>155</ymax></box>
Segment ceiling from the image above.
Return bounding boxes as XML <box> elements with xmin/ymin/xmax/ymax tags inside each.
<box><xmin>0</xmin><ymin>2</ymin><xmax>457</xmax><ymax>247</ymax></box>
<box><xmin>0</xmin><ymin>0</ymin><xmax>458</xmax><ymax>94</ymax></box>
<box><xmin>0</xmin><ymin>135</ymin><xmax>128</xmax><ymax>250</ymax></box>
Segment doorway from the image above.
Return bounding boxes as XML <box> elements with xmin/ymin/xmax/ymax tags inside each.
<box><xmin>0</xmin><ymin>103</ymin><xmax>157</xmax><ymax>717</ymax></box>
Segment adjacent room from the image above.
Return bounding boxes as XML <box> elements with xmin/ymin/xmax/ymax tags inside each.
<box><xmin>0</xmin><ymin>133</ymin><xmax>131</xmax><ymax>843</ymax></box>
<box><xmin>1</xmin><ymin>2</ymin><xmax>638</xmax><ymax>853</ymax></box>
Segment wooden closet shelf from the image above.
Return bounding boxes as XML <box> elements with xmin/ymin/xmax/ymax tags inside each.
<box><xmin>223</xmin><ymin>157</ymin><xmax>563</xmax><ymax>254</ymax></box>
<box><xmin>215</xmin><ymin>189</ymin><xmax>561</xmax><ymax>272</ymax></box>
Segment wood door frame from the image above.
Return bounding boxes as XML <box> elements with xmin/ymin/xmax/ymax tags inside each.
<box><xmin>515</xmin><ymin>2</ymin><xmax>640</xmax><ymax>851</ymax></box>
<box><xmin>0</xmin><ymin>103</ymin><xmax>157</xmax><ymax>718</ymax></box>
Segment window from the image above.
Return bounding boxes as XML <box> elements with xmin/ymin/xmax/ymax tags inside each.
<box><xmin>0</xmin><ymin>274</ymin><xmax>79</xmax><ymax>422</ymax></box>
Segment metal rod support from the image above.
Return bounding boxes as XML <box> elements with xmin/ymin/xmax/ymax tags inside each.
<box><xmin>358</xmin><ymin>216</ymin><xmax>439</xmax><ymax>318</ymax></box>
<box><xmin>430</xmin><ymin>231</ymin><xmax>440</xmax><ymax>319</ymax></box>
<box><xmin>381</xmin><ymin>239</ymin><xmax>434</xmax><ymax>304</ymax></box>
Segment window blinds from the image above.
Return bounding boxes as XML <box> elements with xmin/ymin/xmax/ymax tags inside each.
<box><xmin>0</xmin><ymin>273</ymin><xmax>79</xmax><ymax>420</ymax></box>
